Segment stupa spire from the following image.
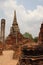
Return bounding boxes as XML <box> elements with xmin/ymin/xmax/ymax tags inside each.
<box><xmin>13</xmin><ymin>10</ymin><xmax>17</xmax><ymax>25</ymax></box>
<box><xmin>10</xmin><ymin>10</ymin><xmax>20</xmax><ymax>35</ymax></box>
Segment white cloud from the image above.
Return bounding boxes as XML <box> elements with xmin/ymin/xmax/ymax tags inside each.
<box><xmin>0</xmin><ymin>0</ymin><xmax>43</xmax><ymax>37</ymax></box>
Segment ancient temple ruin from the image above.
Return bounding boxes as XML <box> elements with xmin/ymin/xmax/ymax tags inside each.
<box><xmin>5</xmin><ymin>11</ymin><xmax>23</xmax><ymax>49</ymax></box>
<box><xmin>5</xmin><ymin>11</ymin><xmax>31</xmax><ymax>50</ymax></box>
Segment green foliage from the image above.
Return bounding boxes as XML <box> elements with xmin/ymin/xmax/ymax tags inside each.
<box><xmin>23</xmin><ymin>32</ymin><xmax>33</xmax><ymax>40</ymax></box>
<box><xmin>23</xmin><ymin>32</ymin><xmax>38</xmax><ymax>42</ymax></box>
<box><xmin>33</xmin><ymin>37</ymin><xmax>38</xmax><ymax>42</ymax></box>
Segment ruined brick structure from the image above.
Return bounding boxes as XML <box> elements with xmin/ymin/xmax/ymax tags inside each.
<box><xmin>17</xmin><ymin>45</ymin><xmax>43</xmax><ymax>65</ymax></box>
<box><xmin>0</xmin><ymin>19</ymin><xmax>5</xmax><ymax>54</ymax></box>
<box><xmin>38</xmin><ymin>23</ymin><xmax>43</xmax><ymax>44</ymax></box>
<box><xmin>17</xmin><ymin>23</ymin><xmax>43</xmax><ymax>65</ymax></box>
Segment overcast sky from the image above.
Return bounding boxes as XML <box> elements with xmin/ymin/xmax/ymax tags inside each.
<box><xmin>0</xmin><ymin>0</ymin><xmax>43</xmax><ymax>37</ymax></box>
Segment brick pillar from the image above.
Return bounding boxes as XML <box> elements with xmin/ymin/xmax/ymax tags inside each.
<box><xmin>1</xmin><ymin>19</ymin><xmax>5</xmax><ymax>43</ymax></box>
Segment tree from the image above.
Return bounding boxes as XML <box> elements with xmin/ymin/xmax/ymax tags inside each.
<box><xmin>23</xmin><ymin>32</ymin><xmax>33</xmax><ymax>40</ymax></box>
<box><xmin>33</xmin><ymin>37</ymin><xmax>38</xmax><ymax>43</ymax></box>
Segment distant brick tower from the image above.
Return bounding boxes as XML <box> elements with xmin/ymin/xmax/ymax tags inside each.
<box><xmin>1</xmin><ymin>19</ymin><xmax>5</xmax><ymax>43</ymax></box>
<box><xmin>38</xmin><ymin>23</ymin><xmax>43</xmax><ymax>44</ymax></box>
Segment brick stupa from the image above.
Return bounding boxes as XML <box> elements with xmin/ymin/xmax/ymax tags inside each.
<box><xmin>5</xmin><ymin>11</ymin><xmax>31</xmax><ymax>50</ymax></box>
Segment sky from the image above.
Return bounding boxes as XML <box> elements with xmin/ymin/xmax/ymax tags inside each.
<box><xmin>0</xmin><ymin>0</ymin><xmax>43</xmax><ymax>37</ymax></box>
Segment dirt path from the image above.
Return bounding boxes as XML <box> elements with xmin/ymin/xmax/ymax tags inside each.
<box><xmin>0</xmin><ymin>50</ymin><xmax>18</xmax><ymax>65</ymax></box>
